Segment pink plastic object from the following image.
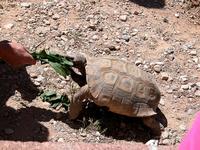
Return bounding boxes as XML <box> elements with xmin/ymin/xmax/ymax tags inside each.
<box><xmin>179</xmin><ymin>112</ymin><xmax>200</xmax><ymax>150</ymax></box>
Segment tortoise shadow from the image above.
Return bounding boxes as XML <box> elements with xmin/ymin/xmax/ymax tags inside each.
<box><xmin>67</xmin><ymin>102</ymin><xmax>168</xmax><ymax>143</ymax></box>
<box><xmin>129</xmin><ymin>0</ymin><xmax>165</xmax><ymax>9</ymax></box>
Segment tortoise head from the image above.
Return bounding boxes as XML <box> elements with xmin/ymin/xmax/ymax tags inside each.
<box><xmin>73</xmin><ymin>54</ymin><xmax>87</xmax><ymax>69</ymax></box>
<box><xmin>66</xmin><ymin>52</ymin><xmax>87</xmax><ymax>69</ymax></box>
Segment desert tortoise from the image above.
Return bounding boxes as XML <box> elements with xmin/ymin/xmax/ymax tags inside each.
<box><xmin>68</xmin><ymin>54</ymin><xmax>163</xmax><ymax>135</ymax></box>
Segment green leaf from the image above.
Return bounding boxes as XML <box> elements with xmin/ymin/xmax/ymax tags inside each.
<box><xmin>51</xmin><ymin>103</ymin><xmax>60</xmax><ymax>109</ymax></box>
<box><xmin>41</xmin><ymin>91</ymin><xmax>56</xmax><ymax>97</ymax></box>
<box><xmin>31</xmin><ymin>50</ymin><xmax>73</xmax><ymax>78</ymax></box>
<box><xmin>49</xmin><ymin>62</ymin><xmax>69</xmax><ymax>78</ymax></box>
<box><xmin>40</xmin><ymin>91</ymin><xmax>70</xmax><ymax>110</ymax></box>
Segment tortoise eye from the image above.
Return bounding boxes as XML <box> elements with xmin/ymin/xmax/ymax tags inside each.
<box><xmin>149</xmin><ymin>89</ymin><xmax>155</xmax><ymax>95</ymax></box>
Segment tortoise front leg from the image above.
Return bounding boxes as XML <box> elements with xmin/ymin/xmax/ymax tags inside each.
<box><xmin>142</xmin><ymin>116</ymin><xmax>161</xmax><ymax>137</ymax></box>
<box><xmin>69</xmin><ymin>68</ymin><xmax>86</xmax><ymax>87</ymax></box>
<box><xmin>68</xmin><ymin>85</ymin><xmax>90</xmax><ymax>120</ymax></box>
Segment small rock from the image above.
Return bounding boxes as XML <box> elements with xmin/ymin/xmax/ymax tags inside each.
<box><xmin>30</xmin><ymin>72</ymin><xmax>38</xmax><ymax>78</ymax></box>
<box><xmin>195</xmin><ymin>90</ymin><xmax>200</xmax><ymax>97</ymax></box>
<box><xmin>160</xmin><ymin>72</ymin><xmax>169</xmax><ymax>81</ymax></box>
<box><xmin>162</xmin><ymin>139</ymin><xmax>171</xmax><ymax>145</ymax></box>
<box><xmin>133</xmin><ymin>11</ymin><xmax>139</xmax><ymax>15</ymax></box>
<box><xmin>92</xmin><ymin>34</ymin><xmax>99</xmax><ymax>40</ymax></box>
<box><xmin>80</xmin><ymin>132</ymin><xmax>87</xmax><ymax>137</ymax></box>
<box><xmin>175</xmin><ymin>13</ymin><xmax>180</xmax><ymax>18</ymax></box>
<box><xmin>43</xmin><ymin>20</ymin><xmax>50</xmax><ymax>25</ymax></box>
<box><xmin>135</xmin><ymin>58</ymin><xmax>143</xmax><ymax>66</ymax></box>
<box><xmin>159</xmin><ymin>98</ymin><xmax>165</xmax><ymax>106</ymax></box>
<box><xmin>3</xmin><ymin>23</ymin><xmax>14</xmax><ymax>29</ymax></box>
<box><xmin>20</xmin><ymin>2</ymin><xmax>31</xmax><ymax>8</ymax></box>
<box><xmin>162</xmin><ymin>131</ymin><xmax>169</xmax><ymax>139</ymax></box>
<box><xmin>187</xmin><ymin>109</ymin><xmax>193</xmax><ymax>115</ymax></box>
<box><xmin>35</xmin><ymin>75</ymin><xmax>45</xmax><ymax>82</ymax></box>
<box><xmin>52</xmin><ymin>14</ymin><xmax>60</xmax><ymax>20</ymax></box>
<box><xmin>95</xmin><ymin>131</ymin><xmax>101</xmax><ymax>136</ymax></box>
<box><xmin>153</xmin><ymin>64</ymin><xmax>162</xmax><ymax>73</ymax></box>
<box><xmin>119</xmin><ymin>15</ymin><xmax>127</xmax><ymax>21</ymax></box>
<box><xmin>198</xmin><ymin>64</ymin><xmax>200</xmax><ymax>69</ymax></box>
<box><xmin>180</xmin><ymin>75</ymin><xmax>188</xmax><ymax>82</ymax></box>
<box><xmin>196</xmin><ymin>82</ymin><xmax>200</xmax><ymax>88</ymax></box>
<box><xmin>179</xmin><ymin>124</ymin><xmax>186</xmax><ymax>131</ymax></box>
<box><xmin>131</xmin><ymin>29</ymin><xmax>138</xmax><ymax>36</ymax></box>
<box><xmin>190</xmin><ymin>50</ymin><xmax>197</xmax><ymax>56</ymax></box>
<box><xmin>4</xmin><ymin>128</ymin><xmax>14</xmax><ymax>135</ymax></box>
<box><xmin>192</xmin><ymin>57</ymin><xmax>198</xmax><ymax>63</ymax></box>
<box><xmin>121</xmin><ymin>34</ymin><xmax>131</xmax><ymax>42</ymax></box>
<box><xmin>35</xmin><ymin>27</ymin><xmax>50</xmax><ymax>35</ymax></box>
<box><xmin>57</xmin><ymin>138</ymin><xmax>64</xmax><ymax>142</ymax></box>
<box><xmin>163</xmin><ymin>18</ymin><xmax>169</xmax><ymax>23</ymax></box>
<box><xmin>34</xmin><ymin>81</ymin><xmax>40</xmax><ymax>86</ymax></box>
<box><xmin>181</xmin><ymin>84</ymin><xmax>189</xmax><ymax>90</ymax></box>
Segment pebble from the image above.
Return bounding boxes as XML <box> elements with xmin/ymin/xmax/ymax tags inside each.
<box><xmin>180</xmin><ymin>75</ymin><xmax>188</xmax><ymax>82</ymax></box>
<box><xmin>187</xmin><ymin>109</ymin><xmax>193</xmax><ymax>115</ymax></box>
<box><xmin>119</xmin><ymin>15</ymin><xmax>127</xmax><ymax>21</ymax></box>
<box><xmin>163</xmin><ymin>18</ymin><xmax>169</xmax><ymax>23</ymax></box>
<box><xmin>4</xmin><ymin>128</ymin><xmax>14</xmax><ymax>135</ymax></box>
<box><xmin>162</xmin><ymin>139</ymin><xmax>171</xmax><ymax>145</ymax></box>
<box><xmin>52</xmin><ymin>14</ymin><xmax>60</xmax><ymax>20</ymax></box>
<box><xmin>135</xmin><ymin>58</ymin><xmax>143</xmax><ymax>66</ymax></box>
<box><xmin>20</xmin><ymin>2</ymin><xmax>31</xmax><ymax>8</ymax></box>
<box><xmin>195</xmin><ymin>90</ymin><xmax>200</xmax><ymax>97</ymax></box>
<box><xmin>159</xmin><ymin>98</ymin><xmax>165</xmax><ymax>106</ymax></box>
<box><xmin>179</xmin><ymin>124</ymin><xmax>186</xmax><ymax>131</ymax></box>
<box><xmin>196</xmin><ymin>82</ymin><xmax>200</xmax><ymax>88</ymax></box>
<box><xmin>57</xmin><ymin>137</ymin><xmax>64</xmax><ymax>142</ymax></box>
<box><xmin>133</xmin><ymin>11</ymin><xmax>139</xmax><ymax>15</ymax></box>
<box><xmin>3</xmin><ymin>23</ymin><xmax>14</xmax><ymax>29</ymax></box>
<box><xmin>162</xmin><ymin>131</ymin><xmax>169</xmax><ymax>139</ymax></box>
<box><xmin>160</xmin><ymin>72</ymin><xmax>169</xmax><ymax>81</ymax></box>
<box><xmin>121</xmin><ymin>34</ymin><xmax>131</xmax><ymax>42</ymax></box>
<box><xmin>153</xmin><ymin>64</ymin><xmax>162</xmax><ymax>73</ymax></box>
<box><xmin>131</xmin><ymin>29</ymin><xmax>138</xmax><ymax>36</ymax></box>
<box><xmin>192</xmin><ymin>57</ymin><xmax>198</xmax><ymax>63</ymax></box>
<box><xmin>35</xmin><ymin>75</ymin><xmax>45</xmax><ymax>82</ymax></box>
<box><xmin>92</xmin><ymin>34</ymin><xmax>99</xmax><ymax>40</ymax></box>
<box><xmin>95</xmin><ymin>131</ymin><xmax>101</xmax><ymax>136</ymax></box>
<box><xmin>80</xmin><ymin>132</ymin><xmax>87</xmax><ymax>137</ymax></box>
<box><xmin>35</xmin><ymin>27</ymin><xmax>50</xmax><ymax>35</ymax></box>
<box><xmin>181</xmin><ymin>84</ymin><xmax>189</xmax><ymax>90</ymax></box>
<box><xmin>189</xmin><ymin>50</ymin><xmax>197</xmax><ymax>56</ymax></box>
<box><xmin>175</xmin><ymin>13</ymin><xmax>180</xmax><ymax>18</ymax></box>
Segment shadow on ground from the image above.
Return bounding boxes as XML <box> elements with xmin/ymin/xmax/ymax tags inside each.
<box><xmin>129</xmin><ymin>0</ymin><xmax>165</xmax><ymax>8</ymax></box>
<box><xmin>68</xmin><ymin>102</ymin><xmax>168</xmax><ymax>143</ymax></box>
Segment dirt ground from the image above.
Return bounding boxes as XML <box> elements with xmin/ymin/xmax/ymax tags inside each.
<box><xmin>0</xmin><ymin>0</ymin><xmax>200</xmax><ymax>147</ymax></box>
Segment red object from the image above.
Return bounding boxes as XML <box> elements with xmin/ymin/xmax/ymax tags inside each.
<box><xmin>179</xmin><ymin>112</ymin><xmax>200</xmax><ymax>150</ymax></box>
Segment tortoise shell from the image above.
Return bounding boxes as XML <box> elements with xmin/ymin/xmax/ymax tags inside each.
<box><xmin>85</xmin><ymin>57</ymin><xmax>161</xmax><ymax>117</ymax></box>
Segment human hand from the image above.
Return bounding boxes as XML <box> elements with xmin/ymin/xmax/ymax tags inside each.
<box><xmin>0</xmin><ymin>40</ymin><xmax>36</xmax><ymax>68</ymax></box>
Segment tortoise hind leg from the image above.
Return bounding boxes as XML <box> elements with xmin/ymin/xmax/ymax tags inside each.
<box><xmin>142</xmin><ymin>116</ymin><xmax>161</xmax><ymax>137</ymax></box>
<box><xmin>68</xmin><ymin>85</ymin><xmax>89</xmax><ymax>120</ymax></box>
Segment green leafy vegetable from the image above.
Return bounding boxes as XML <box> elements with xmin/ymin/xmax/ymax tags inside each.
<box><xmin>32</xmin><ymin>50</ymin><xmax>73</xmax><ymax>78</ymax></box>
<box><xmin>40</xmin><ymin>90</ymin><xmax>70</xmax><ymax>110</ymax></box>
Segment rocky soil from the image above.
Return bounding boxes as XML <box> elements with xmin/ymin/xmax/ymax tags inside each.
<box><xmin>0</xmin><ymin>0</ymin><xmax>200</xmax><ymax>148</ymax></box>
